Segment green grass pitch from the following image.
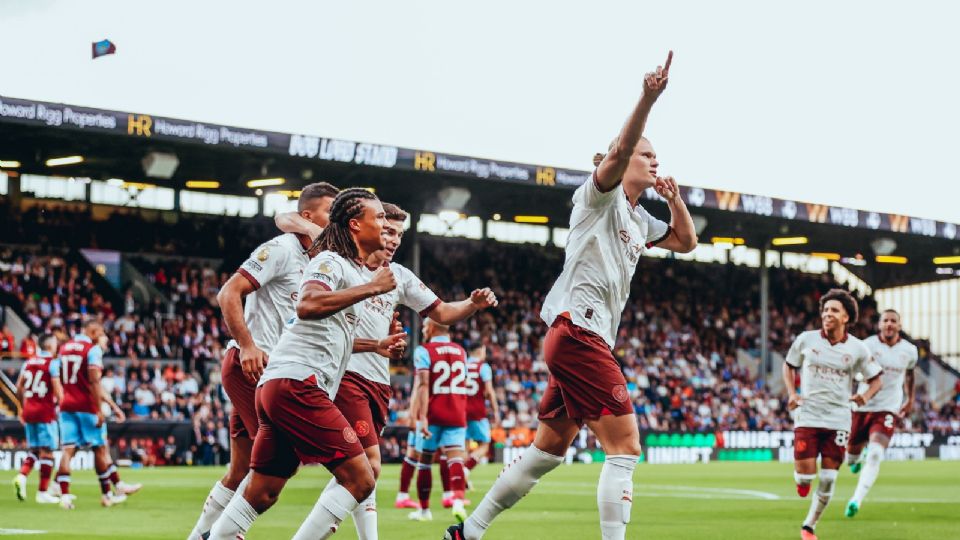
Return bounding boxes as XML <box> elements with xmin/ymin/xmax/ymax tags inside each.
<box><xmin>2</xmin><ymin>461</ymin><xmax>957</xmax><ymax>539</ymax></box>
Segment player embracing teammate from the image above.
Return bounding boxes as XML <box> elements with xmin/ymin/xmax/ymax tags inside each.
<box><xmin>783</xmin><ymin>289</ymin><xmax>883</xmax><ymax>540</ymax></box>
<box><xmin>447</xmin><ymin>50</ymin><xmax>698</xmax><ymax>540</ymax></box>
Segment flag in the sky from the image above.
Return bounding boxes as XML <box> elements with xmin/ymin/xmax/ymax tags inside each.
<box><xmin>92</xmin><ymin>39</ymin><xmax>117</xmax><ymax>59</ymax></box>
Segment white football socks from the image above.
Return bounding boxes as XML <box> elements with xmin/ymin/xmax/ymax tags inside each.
<box><xmin>187</xmin><ymin>481</ymin><xmax>235</xmax><ymax>539</ymax></box>
<box><xmin>597</xmin><ymin>455</ymin><xmax>638</xmax><ymax>540</ymax></box>
<box><xmin>207</xmin><ymin>492</ymin><xmax>259</xmax><ymax>540</ymax></box>
<box><xmin>351</xmin><ymin>488</ymin><xmax>378</xmax><ymax>540</ymax></box>
<box><xmin>803</xmin><ymin>469</ymin><xmax>837</xmax><ymax>530</ymax></box>
<box><xmin>291</xmin><ymin>482</ymin><xmax>361</xmax><ymax>540</ymax></box>
<box><xmin>463</xmin><ymin>445</ymin><xmax>563</xmax><ymax>540</ymax></box>
<box><xmin>851</xmin><ymin>442</ymin><xmax>885</xmax><ymax>505</ymax></box>
<box><xmin>794</xmin><ymin>471</ymin><xmax>815</xmax><ymax>487</ymax></box>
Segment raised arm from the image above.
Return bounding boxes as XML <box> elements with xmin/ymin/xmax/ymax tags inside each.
<box><xmin>652</xmin><ymin>177</ymin><xmax>698</xmax><ymax>253</ymax></box>
<box><xmin>275</xmin><ymin>211</ymin><xmax>324</xmax><ymax>242</ymax></box>
<box><xmin>595</xmin><ymin>50</ymin><xmax>673</xmax><ymax>192</ymax></box>
<box><xmin>297</xmin><ymin>266</ymin><xmax>396</xmax><ymax>320</ymax></box>
<box><xmin>427</xmin><ymin>288</ymin><xmax>498</xmax><ymax>325</ymax></box>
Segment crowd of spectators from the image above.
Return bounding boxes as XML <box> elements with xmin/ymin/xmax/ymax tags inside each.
<box><xmin>2</xmin><ymin>230</ymin><xmax>959</xmax><ymax>465</ymax></box>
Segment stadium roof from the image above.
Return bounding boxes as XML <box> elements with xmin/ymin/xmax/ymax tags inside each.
<box><xmin>1</xmin><ymin>95</ymin><xmax>958</xmax><ymax>288</ymax></box>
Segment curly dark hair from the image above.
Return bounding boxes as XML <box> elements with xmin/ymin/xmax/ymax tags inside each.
<box><xmin>315</xmin><ymin>188</ymin><xmax>380</xmax><ymax>260</ymax></box>
<box><xmin>819</xmin><ymin>288</ymin><xmax>859</xmax><ymax>325</ymax></box>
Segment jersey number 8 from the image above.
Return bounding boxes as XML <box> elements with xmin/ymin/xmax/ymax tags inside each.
<box><xmin>432</xmin><ymin>360</ymin><xmax>468</xmax><ymax>395</ymax></box>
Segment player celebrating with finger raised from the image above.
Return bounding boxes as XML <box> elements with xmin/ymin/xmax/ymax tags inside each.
<box><xmin>844</xmin><ymin>308</ymin><xmax>917</xmax><ymax>518</ymax></box>
<box><xmin>447</xmin><ymin>50</ymin><xmax>698</xmax><ymax>540</ymax></box>
<box><xmin>783</xmin><ymin>289</ymin><xmax>883</xmax><ymax>540</ymax></box>
<box><xmin>208</xmin><ymin>188</ymin><xmax>399</xmax><ymax>540</ymax></box>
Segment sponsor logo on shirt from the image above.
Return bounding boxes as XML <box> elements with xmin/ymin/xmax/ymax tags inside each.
<box><xmin>244</xmin><ymin>260</ymin><xmax>263</xmax><ymax>272</ymax></box>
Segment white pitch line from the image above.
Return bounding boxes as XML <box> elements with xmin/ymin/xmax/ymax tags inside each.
<box><xmin>0</xmin><ymin>530</ymin><xmax>46</xmax><ymax>536</ymax></box>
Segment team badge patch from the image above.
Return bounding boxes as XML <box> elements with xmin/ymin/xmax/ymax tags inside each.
<box><xmin>796</xmin><ymin>440</ymin><xmax>807</xmax><ymax>453</ymax></box>
<box><xmin>354</xmin><ymin>420</ymin><xmax>370</xmax><ymax>437</ymax></box>
<box><xmin>612</xmin><ymin>384</ymin><xmax>628</xmax><ymax>402</ymax></box>
<box><xmin>319</xmin><ymin>261</ymin><xmax>333</xmax><ymax>274</ymax></box>
<box><xmin>257</xmin><ymin>247</ymin><xmax>270</xmax><ymax>262</ymax></box>
<box><xmin>343</xmin><ymin>426</ymin><xmax>359</xmax><ymax>444</ymax></box>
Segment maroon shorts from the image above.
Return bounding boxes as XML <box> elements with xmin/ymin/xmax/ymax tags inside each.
<box><xmin>250</xmin><ymin>377</ymin><xmax>364</xmax><ymax>478</ymax></box>
<box><xmin>849</xmin><ymin>411</ymin><xmax>897</xmax><ymax>448</ymax></box>
<box><xmin>538</xmin><ymin>317</ymin><xmax>632</xmax><ymax>424</ymax></box>
<box><xmin>334</xmin><ymin>370</ymin><xmax>392</xmax><ymax>449</ymax></box>
<box><xmin>222</xmin><ymin>347</ymin><xmax>258</xmax><ymax>440</ymax></box>
<box><xmin>794</xmin><ymin>427</ymin><xmax>847</xmax><ymax>462</ymax></box>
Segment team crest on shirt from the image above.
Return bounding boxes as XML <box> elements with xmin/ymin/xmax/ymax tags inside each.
<box><xmin>257</xmin><ymin>247</ymin><xmax>270</xmax><ymax>262</ymax></box>
<box><xmin>343</xmin><ymin>426</ymin><xmax>359</xmax><ymax>444</ymax></box>
<box><xmin>290</xmin><ymin>292</ymin><xmax>298</xmax><ymax>301</ymax></box>
<box><xmin>842</xmin><ymin>354</ymin><xmax>852</xmax><ymax>365</ymax></box>
<box><xmin>354</xmin><ymin>420</ymin><xmax>370</xmax><ymax>437</ymax></box>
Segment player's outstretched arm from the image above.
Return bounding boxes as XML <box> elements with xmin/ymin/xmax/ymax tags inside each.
<box><xmin>652</xmin><ymin>176</ymin><xmax>698</xmax><ymax>253</ymax></box>
<box><xmin>297</xmin><ymin>266</ymin><xmax>397</xmax><ymax>320</ymax></box>
<box><xmin>274</xmin><ymin>211</ymin><xmax>324</xmax><ymax>242</ymax></box>
<box><xmin>218</xmin><ymin>274</ymin><xmax>269</xmax><ymax>383</ymax></box>
<box><xmin>428</xmin><ymin>288</ymin><xmax>499</xmax><ymax>325</ymax></box>
<box><xmin>595</xmin><ymin>50</ymin><xmax>672</xmax><ymax>192</ymax></box>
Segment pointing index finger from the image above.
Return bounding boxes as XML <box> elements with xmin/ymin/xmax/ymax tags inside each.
<box><xmin>664</xmin><ymin>50</ymin><xmax>673</xmax><ymax>74</ymax></box>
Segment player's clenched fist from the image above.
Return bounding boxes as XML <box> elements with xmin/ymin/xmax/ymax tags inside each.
<box><xmin>470</xmin><ymin>287</ymin><xmax>499</xmax><ymax>309</ymax></box>
<box><xmin>370</xmin><ymin>265</ymin><xmax>397</xmax><ymax>294</ymax></box>
<box><xmin>240</xmin><ymin>345</ymin><xmax>269</xmax><ymax>383</ymax></box>
<box><xmin>787</xmin><ymin>393</ymin><xmax>802</xmax><ymax>411</ymax></box>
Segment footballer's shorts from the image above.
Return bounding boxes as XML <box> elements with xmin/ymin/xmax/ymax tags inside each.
<box><xmin>222</xmin><ymin>347</ymin><xmax>259</xmax><ymax>440</ymax></box>
<box><xmin>849</xmin><ymin>411</ymin><xmax>897</xmax><ymax>448</ymax></box>
<box><xmin>250</xmin><ymin>376</ymin><xmax>364</xmax><ymax>478</ymax></box>
<box><xmin>794</xmin><ymin>427</ymin><xmax>847</xmax><ymax>462</ymax></box>
<box><xmin>59</xmin><ymin>411</ymin><xmax>106</xmax><ymax>448</ymax></box>
<box><xmin>421</xmin><ymin>425</ymin><xmax>467</xmax><ymax>453</ymax></box>
<box><xmin>25</xmin><ymin>421</ymin><xmax>59</xmax><ymax>450</ymax></box>
<box><xmin>466</xmin><ymin>419</ymin><xmax>492</xmax><ymax>444</ymax></box>
<box><xmin>334</xmin><ymin>370</ymin><xmax>392</xmax><ymax>449</ymax></box>
<box><xmin>538</xmin><ymin>316</ymin><xmax>632</xmax><ymax>424</ymax></box>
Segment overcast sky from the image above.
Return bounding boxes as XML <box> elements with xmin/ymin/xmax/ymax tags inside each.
<box><xmin>1</xmin><ymin>0</ymin><xmax>958</xmax><ymax>222</ymax></box>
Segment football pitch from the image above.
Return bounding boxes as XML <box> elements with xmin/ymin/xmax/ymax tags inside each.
<box><xmin>2</xmin><ymin>461</ymin><xmax>957</xmax><ymax>539</ymax></box>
